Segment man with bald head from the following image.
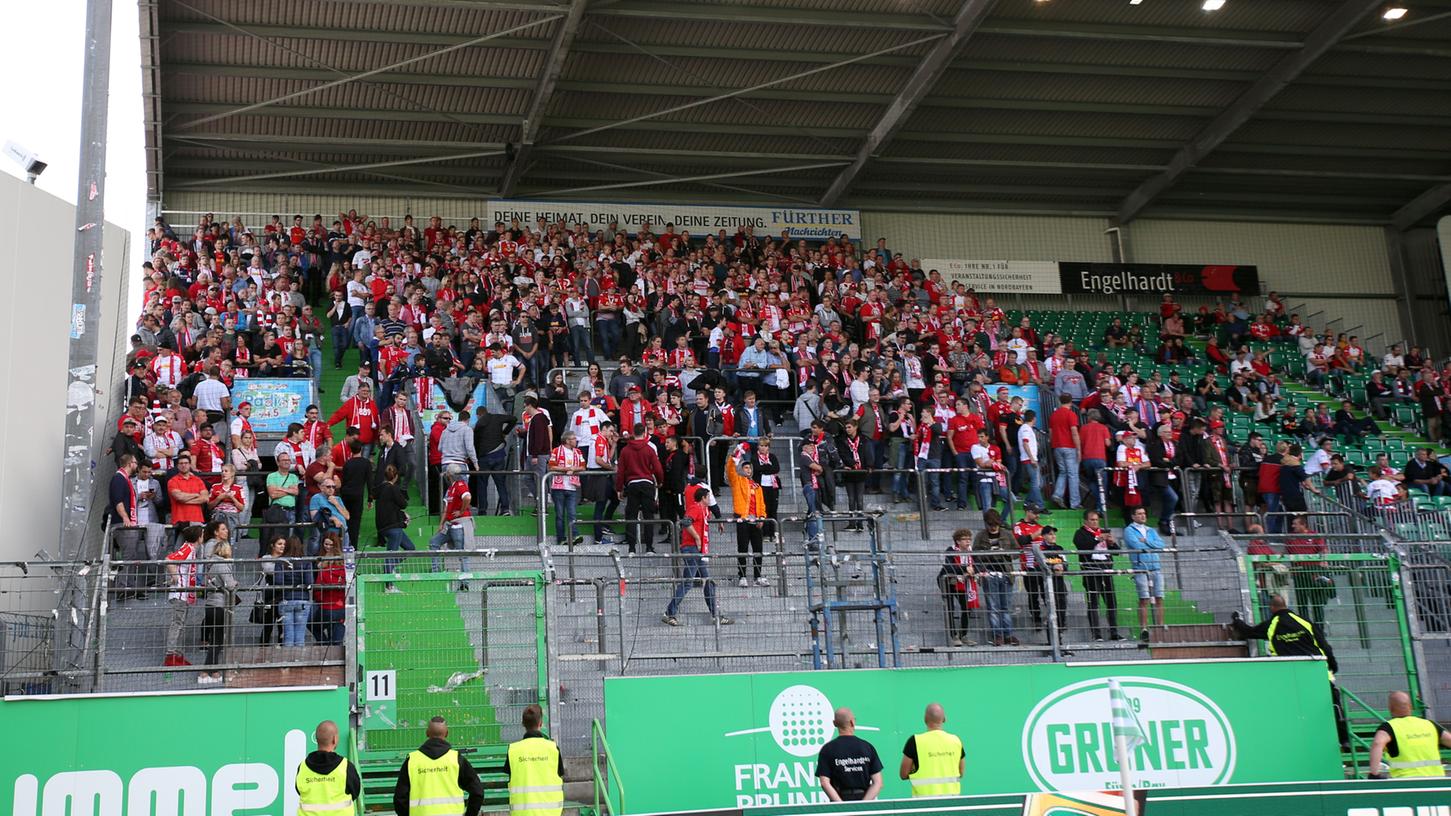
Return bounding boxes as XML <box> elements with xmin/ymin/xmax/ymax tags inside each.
<box><xmin>815</xmin><ymin>707</ymin><xmax>883</xmax><ymax>801</ymax></box>
<box><xmin>899</xmin><ymin>703</ymin><xmax>963</xmax><ymax>797</ymax></box>
<box><xmin>394</xmin><ymin>716</ymin><xmax>486</xmax><ymax>816</ymax></box>
<box><xmin>295</xmin><ymin>720</ymin><xmax>360</xmax><ymax>816</ymax></box>
<box><xmin>1368</xmin><ymin>691</ymin><xmax>1451</xmax><ymax>779</ymax></box>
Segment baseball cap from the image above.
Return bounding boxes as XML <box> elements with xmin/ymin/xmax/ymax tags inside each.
<box><xmin>1023</xmin><ymin>503</ymin><xmax>1043</xmax><ymax>514</ymax></box>
<box><xmin>1040</xmin><ymin>525</ymin><xmax>1058</xmax><ymax>535</ymax></box>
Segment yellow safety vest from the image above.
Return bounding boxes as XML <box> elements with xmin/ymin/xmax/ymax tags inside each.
<box><xmin>1385</xmin><ymin>716</ymin><xmax>1446</xmax><ymax>778</ymax></box>
<box><xmin>295</xmin><ymin>757</ymin><xmax>353</xmax><ymax>816</ymax></box>
<box><xmin>507</xmin><ymin>736</ymin><xmax>564</xmax><ymax>816</ymax></box>
<box><xmin>407</xmin><ymin>749</ymin><xmax>466</xmax><ymax>816</ymax></box>
<box><xmin>1265</xmin><ymin>611</ymin><xmax>1334</xmax><ymax>680</ymax></box>
<box><xmin>908</xmin><ymin>729</ymin><xmax>962</xmax><ymax>797</ymax></box>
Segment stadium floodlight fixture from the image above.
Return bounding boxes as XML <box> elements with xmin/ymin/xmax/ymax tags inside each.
<box><xmin>3</xmin><ymin>141</ymin><xmax>46</xmax><ymax>184</ymax></box>
<box><xmin>1202</xmin><ymin>0</ymin><xmax>1225</xmax><ymax>9</ymax></box>
<box><xmin>1130</xmin><ymin>0</ymin><xmax>1144</xmax><ymax>4</ymax></box>
<box><xmin>1383</xmin><ymin>6</ymin><xmax>1408</xmax><ymax>19</ymax></box>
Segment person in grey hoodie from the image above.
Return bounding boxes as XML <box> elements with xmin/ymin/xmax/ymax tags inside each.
<box><xmin>794</xmin><ymin>379</ymin><xmax>825</xmax><ymax>433</ymax></box>
<box><xmin>439</xmin><ymin>409</ymin><xmax>479</xmax><ymax>473</ymax></box>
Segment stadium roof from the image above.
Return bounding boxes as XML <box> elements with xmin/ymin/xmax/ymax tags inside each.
<box><xmin>141</xmin><ymin>0</ymin><xmax>1451</xmax><ymax>226</ymax></box>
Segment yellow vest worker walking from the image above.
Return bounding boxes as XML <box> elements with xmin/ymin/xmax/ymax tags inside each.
<box><xmin>1368</xmin><ymin>691</ymin><xmax>1451</xmax><ymax>779</ymax></box>
<box><xmin>505</xmin><ymin>704</ymin><xmax>566</xmax><ymax>816</ymax></box>
<box><xmin>393</xmin><ymin>716</ymin><xmax>486</xmax><ymax>816</ymax></box>
<box><xmin>898</xmin><ymin>703</ymin><xmax>964</xmax><ymax>797</ymax></box>
<box><xmin>295</xmin><ymin>720</ymin><xmax>360</xmax><ymax>816</ymax></box>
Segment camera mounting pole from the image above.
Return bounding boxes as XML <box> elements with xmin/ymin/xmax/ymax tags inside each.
<box><xmin>58</xmin><ymin>0</ymin><xmax>113</xmax><ymax>561</ymax></box>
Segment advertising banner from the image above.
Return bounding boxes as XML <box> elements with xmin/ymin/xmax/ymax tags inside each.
<box><xmin>921</xmin><ymin>261</ymin><xmax>1260</xmax><ymax>297</ymax></box>
<box><xmin>230</xmin><ymin>377</ymin><xmax>317</xmax><ymax>436</ymax></box>
<box><xmin>921</xmin><ymin>260</ymin><xmax>1062</xmax><ymax>295</ymax></box>
<box><xmin>3</xmin><ymin>687</ymin><xmax>349</xmax><ymax>816</ymax></box>
<box><xmin>1058</xmin><ymin>263</ymin><xmax>1260</xmax><ymax>297</ymax></box>
<box><xmin>603</xmin><ymin>659</ymin><xmax>1339</xmax><ymax>814</ymax></box>
<box><xmin>488</xmin><ymin>199</ymin><xmax>863</xmax><ymax>242</ymax></box>
<box><xmin>737</xmin><ymin>779</ymin><xmax>1451</xmax><ymax>816</ymax></box>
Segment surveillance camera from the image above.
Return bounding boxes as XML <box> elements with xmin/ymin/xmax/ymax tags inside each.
<box><xmin>3</xmin><ymin>141</ymin><xmax>47</xmax><ymax>182</ymax></box>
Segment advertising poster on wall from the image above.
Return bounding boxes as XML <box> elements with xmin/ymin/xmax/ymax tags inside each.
<box><xmin>488</xmin><ymin>199</ymin><xmax>863</xmax><ymax>242</ymax></box>
<box><xmin>602</xmin><ymin>660</ymin><xmax>1339</xmax><ymax>814</ymax></box>
<box><xmin>229</xmin><ymin>378</ymin><xmax>317</xmax><ymax>436</ymax></box>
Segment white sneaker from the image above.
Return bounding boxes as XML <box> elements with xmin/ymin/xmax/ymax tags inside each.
<box><xmin>384</xmin><ymin>584</ymin><xmax>401</xmax><ymax>594</ymax></box>
<box><xmin>737</xmin><ymin>578</ymin><xmax>749</xmax><ymax>588</ymax></box>
<box><xmin>755</xmin><ymin>577</ymin><xmax>770</xmax><ymax>587</ymax></box>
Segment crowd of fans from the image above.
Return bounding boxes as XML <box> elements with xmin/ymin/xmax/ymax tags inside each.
<box><xmin>101</xmin><ymin>208</ymin><xmax>1450</xmax><ymax>669</ymax></box>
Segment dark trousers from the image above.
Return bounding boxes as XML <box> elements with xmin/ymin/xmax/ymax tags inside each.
<box><xmin>1024</xmin><ymin>573</ymin><xmax>1046</xmax><ymax>627</ymax></box>
<box><xmin>736</xmin><ymin>521</ymin><xmax>764</xmax><ymax>579</ymax></box>
<box><xmin>1083</xmin><ymin>573</ymin><xmax>1119</xmax><ymax>638</ymax></box>
<box><xmin>945</xmin><ymin>587</ymin><xmax>972</xmax><ymax>641</ymax></box>
<box><xmin>342</xmin><ymin>493</ymin><xmax>364</xmax><ymax>546</ymax></box>
<box><xmin>201</xmin><ymin>606</ymin><xmax>228</xmax><ymax>666</ymax></box>
<box><xmin>623</xmin><ymin>481</ymin><xmax>658</xmax><ymax>553</ymax></box>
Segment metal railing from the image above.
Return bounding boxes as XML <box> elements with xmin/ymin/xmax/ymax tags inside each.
<box><xmin>592</xmin><ymin>718</ymin><xmax>625</xmax><ymax>816</ymax></box>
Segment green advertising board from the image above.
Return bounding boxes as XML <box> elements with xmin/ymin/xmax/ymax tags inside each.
<box><xmin>603</xmin><ymin>658</ymin><xmax>1341</xmax><ymax>814</ymax></box>
<box><xmin>3</xmin><ymin>686</ymin><xmax>349</xmax><ymax>816</ymax></box>
<box><xmin>742</xmin><ymin>779</ymin><xmax>1451</xmax><ymax>816</ymax></box>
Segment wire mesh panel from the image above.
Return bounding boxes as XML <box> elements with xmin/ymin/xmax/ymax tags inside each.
<box><xmin>355</xmin><ymin>558</ymin><xmax>547</xmax><ymax>754</ymax></box>
<box><xmin>0</xmin><ymin>562</ymin><xmax>101</xmax><ymax>695</ymax></box>
<box><xmin>1245</xmin><ymin>553</ymin><xmax>1416</xmax><ymax>713</ymax></box>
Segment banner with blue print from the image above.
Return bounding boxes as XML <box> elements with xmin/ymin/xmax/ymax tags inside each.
<box><xmin>230</xmin><ymin>378</ymin><xmax>316</xmax><ymax>436</ymax></box>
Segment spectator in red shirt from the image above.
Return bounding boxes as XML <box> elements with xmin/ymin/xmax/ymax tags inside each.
<box><xmin>167</xmin><ymin>453</ymin><xmax>209</xmax><ymax>535</ymax></box>
<box><xmin>1048</xmin><ymin>393</ymin><xmax>1082</xmax><ymax>509</ymax></box>
<box><xmin>1079</xmin><ymin>409</ymin><xmax>1112</xmax><ymax>512</ymax></box>
<box><xmin>328</xmin><ymin>382</ymin><xmax>379</xmax><ymax>454</ymax></box>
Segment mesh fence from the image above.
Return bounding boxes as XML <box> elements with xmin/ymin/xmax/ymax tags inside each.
<box><xmin>354</xmin><ymin>553</ymin><xmax>547</xmax><ymax>754</ymax></box>
<box><xmin>0</xmin><ymin>561</ymin><xmax>103</xmax><ymax>695</ymax></box>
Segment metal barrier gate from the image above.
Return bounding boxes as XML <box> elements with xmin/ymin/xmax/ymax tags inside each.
<box><xmin>354</xmin><ymin>553</ymin><xmax>549</xmax><ymax>810</ymax></box>
<box><xmin>1244</xmin><ymin>552</ymin><xmax>1419</xmax><ymax>720</ymax></box>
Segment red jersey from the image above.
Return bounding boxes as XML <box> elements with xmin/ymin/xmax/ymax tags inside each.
<box><xmin>1048</xmin><ymin>406</ymin><xmax>1079</xmax><ymax>450</ymax></box>
<box><xmin>682</xmin><ymin>486</ymin><xmax>711</xmax><ymax>554</ymax></box>
<box><xmin>948</xmin><ymin>413</ymin><xmax>983</xmax><ymax>453</ymax></box>
<box><xmin>548</xmin><ymin>444</ymin><xmax>586</xmax><ymax>491</ymax></box>
<box><xmin>1013</xmin><ymin>520</ymin><xmax>1044</xmax><ymax>569</ymax></box>
<box><xmin>442</xmin><ymin>479</ymin><xmax>473</xmax><ymax>524</ymax></box>
<box><xmin>328</xmin><ymin>396</ymin><xmax>379</xmax><ymax>443</ymax></box>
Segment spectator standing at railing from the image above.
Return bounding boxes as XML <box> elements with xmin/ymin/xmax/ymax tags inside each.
<box><xmin>1285</xmin><ymin>516</ymin><xmax>1334</xmax><ymax>628</ymax></box>
<box><xmin>1278</xmin><ymin>444</ymin><xmax>1321</xmax><ymax>515</ymax></box>
<box><xmin>1074</xmin><ymin>510</ymin><xmax>1122</xmax><ymax>642</ymax></box>
<box><xmin>547</xmin><ymin>432</ymin><xmax>586</xmax><ymax>550</ymax></box>
<box><xmin>472</xmin><ymin>403</ymin><xmax>517</xmax><ymax>516</ymax></box>
<box><xmin>310</xmin><ymin>535</ymin><xmax>347</xmax><ymax>646</ymax></box>
<box><xmin>518</xmin><ymin>395</ymin><xmax>553</xmax><ymax>504</ymax></box>
<box><xmin>940</xmin><ymin>529</ymin><xmax>978</xmax><ymax>647</ymax></box>
<box><xmin>277</xmin><ymin>536</ymin><xmax>314</xmax><ymax>647</ymax></box>
<box><xmin>617</xmin><ymin>423</ymin><xmax>663</xmax><ymax>555</ymax></box>
<box><xmin>1048</xmin><ymin>394</ymin><xmax>1081</xmax><ymax>510</ymax></box>
<box><xmin>163</xmin><ymin>525</ymin><xmax>205</xmax><ymax>667</ymax></box>
<box><xmin>1124</xmin><ymin>506</ymin><xmax>1166</xmax><ymax>642</ymax></box>
<box><xmin>728</xmin><ymin>456</ymin><xmax>769</xmax><ymax>587</ymax></box>
<box><xmin>973</xmin><ymin>510</ymin><xmax>1018</xmax><ymax>646</ymax></box>
<box><xmin>329</xmin><ymin>382</ymin><xmax>380</xmax><ymax>457</ymax></box>
<box><xmin>199</xmin><ymin>537</ymin><xmax>237</xmax><ymax>685</ymax></box>
<box><xmin>228</xmin><ymin>401</ymin><xmax>255</xmax><ymax>450</ymax></box>
<box><xmin>1016</xmin><ymin>409</ymin><xmax>1044</xmax><ymax>509</ymax></box>
<box><xmin>168</xmin><ymin>453</ymin><xmax>209</xmax><ymax>538</ymax></box>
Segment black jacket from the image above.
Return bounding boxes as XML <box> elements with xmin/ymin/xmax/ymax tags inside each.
<box><xmin>296</xmin><ymin>750</ymin><xmax>362</xmax><ymax>800</ymax></box>
<box><xmin>1143</xmin><ymin>436</ymin><xmax>1174</xmax><ymax>489</ymax></box>
<box><xmin>393</xmin><ymin>737</ymin><xmax>485</xmax><ymax>816</ymax></box>
<box><xmin>474</xmin><ymin>412</ymin><xmax>517</xmax><ymax>457</ymax></box>
<box><xmin>1231</xmin><ymin>608</ymin><xmax>1338</xmax><ymax>673</ymax></box>
<box><xmin>375</xmin><ymin>442</ymin><xmax>411</xmax><ymax>494</ymax></box>
<box><xmin>375</xmin><ymin>480</ymin><xmax>410</xmax><ymax>532</ymax></box>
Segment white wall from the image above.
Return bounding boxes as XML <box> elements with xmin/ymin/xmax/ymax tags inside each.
<box><xmin>0</xmin><ymin>173</ymin><xmax>130</xmax><ymax>564</ymax></box>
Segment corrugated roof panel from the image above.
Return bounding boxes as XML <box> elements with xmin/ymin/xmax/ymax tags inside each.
<box><xmin>183</xmin><ymin>115</ymin><xmax>521</xmax><ymax>145</ymax></box>
<box><xmin>985</xmin><ymin>0</ymin><xmax>1328</xmax><ymax>35</ymax></box>
<box><xmin>958</xmin><ymin>34</ymin><xmax>1282</xmax><ymax>72</ymax></box>
<box><xmin>1308</xmin><ymin>51</ymin><xmax>1451</xmax><ymax>82</ymax></box>
<box><xmin>880</xmin><ymin>140</ymin><xmax>1173</xmax><ymax>167</ymax></box>
<box><xmin>1202</xmin><ymin>150</ymin><xmax>1451</xmax><ymax>178</ymax></box>
<box><xmin>161</xmin><ymin>0</ymin><xmax>559</xmax><ymax>39</ymax></box>
<box><xmin>574</xmin><ymin>17</ymin><xmax>934</xmax><ymax>56</ymax></box>
<box><xmin>1230</xmin><ymin>120</ymin><xmax>1451</xmax><ymax>153</ymax></box>
<box><xmin>905</xmin><ymin>107</ymin><xmax>1207</xmax><ymax>141</ymax></box>
<box><xmin>663</xmin><ymin>0</ymin><xmax>959</xmax><ymax>15</ymax></box>
<box><xmin>1266</xmin><ymin>84</ymin><xmax>1451</xmax><ymax>117</ymax></box>
<box><xmin>559</xmin><ymin>52</ymin><xmax>909</xmax><ymax>95</ymax></box>
<box><xmin>546</xmin><ymin>90</ymin><xmax>883</xmax><ymax>129</ymax></box>
<box><xmin>536</xmin><ymin>128</ymin><xmax>859</xmax><ymax>157</ymax></box>
<box><xmin>162</xmin><ymin>73</ymin><xmax>531</xmax><ymax>115</ymax></box>
<box><xmin>932</xmin><ymin>69</ymin><xmax>1245</xmax><ymax>109</ymax></box>
<box><xmin>162</xmin><ymin>33</ymin><xmax>548</xmax><ymax>79</ymax></box>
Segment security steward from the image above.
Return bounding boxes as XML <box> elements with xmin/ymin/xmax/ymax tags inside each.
<box><xmin>815</xmin><ymin>707</ymin><xmax>883</xmax><ymax>801</ymax></box>
<box><xmin>295</xmin><ymin>720</ymin><xmax>360</xmax><ymax>816</ymax></box>
<box><xmin>1230</xmin><ymin>593</ymin><xmax>1350</xmax><ymax>750</ymax></box>
<box><xmin>899</xmin><ymin>703</ymin><xmax>964</xmax><ymax>797</ymax></box>
<box><xmin>504</xmin><ymin>704</ymin><xmax>565</xmax><ymax>816</ymax></box>
<box><xmin>394</xmin><ymin>716</ymin><xmax>486</xmax><ymax>816</ymax></box>
<box><xmin>1367</xmin><ymin>691</ymin><xmax>1451</xmax><ymax>779</ymax></box>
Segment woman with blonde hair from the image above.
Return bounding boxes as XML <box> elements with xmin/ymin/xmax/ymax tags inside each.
<box><xmin>199</xmin><ymin>537</ymin><xmax>238</xmax><ymax>685</ymax></box>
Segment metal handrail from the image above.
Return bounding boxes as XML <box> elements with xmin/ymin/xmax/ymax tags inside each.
<box><xmin>592</xmin><ymin>718</ymin><xmax>625</xmax><ymax>816</ymax></box>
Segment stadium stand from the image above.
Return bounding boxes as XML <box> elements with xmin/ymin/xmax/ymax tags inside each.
<box><xmin>11</xmin><ymin>209</ymin><xmax>1448</xmax><ymax>793</ymax></box>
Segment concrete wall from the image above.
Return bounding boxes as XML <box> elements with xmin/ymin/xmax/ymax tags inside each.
<box><xmin>0</xmin><ymin>173</ymin><xmax>130</xmax><ymax>564</ymax></box>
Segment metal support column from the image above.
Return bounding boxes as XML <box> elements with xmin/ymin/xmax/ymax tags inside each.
<box><xmin>59</xmin><ymin>0</ymin><xmax>113</xmax><ymax>560</ymax></box>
